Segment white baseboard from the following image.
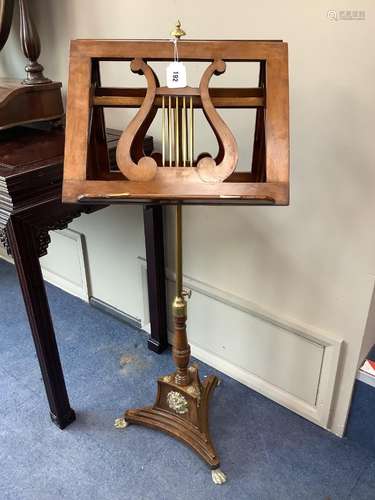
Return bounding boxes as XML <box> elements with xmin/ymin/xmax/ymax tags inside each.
<box><xmin>0</xmin><ymin>248</ymin><xmax>12</xmax><ymax>264</ymax></box>
<box><xmin>90</xmin><ymin>296</ymin><xmax>142</xmax><ymax>329</ymax></box>
<box><xmin>138</xmin><ymin>256</ymin><xmax>343</xmax><ymax>431</ymax></box>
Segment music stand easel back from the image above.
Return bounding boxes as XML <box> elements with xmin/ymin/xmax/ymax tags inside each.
<box><xmin>62</xmin><ymin>39</ymin><xmax>289</xmax><ymax>206</ymax></box>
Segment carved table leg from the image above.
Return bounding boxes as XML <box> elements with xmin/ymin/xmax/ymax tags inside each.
<box><xmin>7</xmin><ymin>215</ymin><xmax>75</xmax><ymax>429</ymax></box>
<box><xmin>144</xmin><ymin>205</ymin><xmax>168</xmax><ymax>353</ymax></box>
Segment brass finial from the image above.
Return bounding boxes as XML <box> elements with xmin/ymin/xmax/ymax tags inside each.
<box><xmin>170</xmin><ymin>20</ymin><xmax>186</xmax><ymax>39</ymax></box>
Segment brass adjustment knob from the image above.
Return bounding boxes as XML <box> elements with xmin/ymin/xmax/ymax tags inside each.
<box><xmin>173</xmin><ymin>296</ymin><xmax>187</xmax><ymax>317</ymax></box>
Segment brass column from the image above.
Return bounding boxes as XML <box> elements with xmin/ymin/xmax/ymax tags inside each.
<box><xmin>172</xmin><ymin>203</ymin><xmax>190</xmax><ymax>386</ymax></box>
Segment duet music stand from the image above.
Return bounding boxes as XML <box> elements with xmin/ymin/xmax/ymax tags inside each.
<box><xmin>63</xmin><ymin>28</ymin><xmax>289</xmax><ymax>484</ymax></box>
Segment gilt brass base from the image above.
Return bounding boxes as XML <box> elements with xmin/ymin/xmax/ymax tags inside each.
<box><xmin>123</xmin><ymin>365</ymin><xmax>220</xmax><ymax>469</ymax></box>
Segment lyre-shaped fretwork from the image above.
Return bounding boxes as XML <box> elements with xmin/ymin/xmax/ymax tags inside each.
<box><xmin>63</xmin><ymin>39</ymin><xmax>289</xmax><ymax>205</ymax></box>
<box><xmin>115</xmin><ymin>59</ymin><xmax>158</xmax><ymax>181</ymax></box>
<box><xmin>116</xmin><ymin>58</ymin><xmax>238</xmax><ymax>184</ymax></box>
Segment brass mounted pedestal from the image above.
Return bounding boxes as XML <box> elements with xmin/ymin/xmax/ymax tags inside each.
<box><xmin>115</xmin><ymin>204</ymin><xmax>226</xmax><ymax>484</ymax></box>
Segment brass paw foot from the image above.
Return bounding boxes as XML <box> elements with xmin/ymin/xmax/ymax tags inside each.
<box><xmin>114</xmin><ymin>417</ymin><xmax>128</xmax><ymax>429</ymax></box>
<box><xmin>211</xmin><ymin>468</ymin><xmax>227</xmax><ymax>485</ymax></box>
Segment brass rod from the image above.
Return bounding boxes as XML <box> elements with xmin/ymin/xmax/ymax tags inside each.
<box><xmin>173</xmin><ymin>201</ymin><xmax>190</xmax><ymax>387</ymax></box>
<box><xmin>175</xmin><ymin>96</ymin><xmax>179</xmax><ymax>167</ymax></box>
<box><xmin>189</xmin><ymin>96</ymin><xmax>194</xmax><ymax>166</ymax></box>
<box><xmin>168</xmin><ymin>96</ymin><xmax>172</xmax><ymax>166</ymax></box>
<box><xmin>182</xmin><ymin>96</ymin><xmax>187</xmax><ymax>166</ymax></box>
<box><xmin>176</xmin><ymin>203</ymin><xmax>182</xmax><ymax>297</ymax></box>
<box><xmin>162</xmin><ymin>96</ymin><xmax>165</xmax><ymax>166</ymax></box>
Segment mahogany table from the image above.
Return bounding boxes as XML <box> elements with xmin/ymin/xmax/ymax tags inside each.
<box><xmin>0</xmin><ymin>125</ymin><xmax>168</xmax><ymax>429</ymax></box>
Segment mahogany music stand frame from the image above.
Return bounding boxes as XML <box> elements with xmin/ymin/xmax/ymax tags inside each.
<box><xmin>62</xmin><ymin>36</ymin><xmax>289</xmax><ymax>484</ymax></box>
<box><xmin>63</xmin><ymin>39</ymin><xmax>289</xmax><ymax>206</ymax></box>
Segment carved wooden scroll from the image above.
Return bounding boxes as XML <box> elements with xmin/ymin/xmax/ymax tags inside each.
<box><xmin>116</xmin><ymin>59</ymin><xmax>158</xmax><ymax>181</ymax></box>
<box><xmin>197</xmin><ymin>59</ymin><xmax>238</xmax><ymax>182</ymax></box>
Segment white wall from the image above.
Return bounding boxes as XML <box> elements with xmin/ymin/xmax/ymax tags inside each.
<box><xmin>1</xmin><ymin>0</ymin><xmax>375</xmax><ymax>436</ymax></box>
<box><xmin>0</xmin><ymin>229</ymin><xmax>90</xmax><ymax>301</ymax></box>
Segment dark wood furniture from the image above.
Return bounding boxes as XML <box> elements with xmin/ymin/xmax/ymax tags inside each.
<box><xmin>0</xmin><ymin>0</ymin><xmax>64</xmax><ymax>129</ymax></box>
<box><xmin>0</xmin><ymin>126</ymin><xmax>168</xmax><ymax>429</ymax></box>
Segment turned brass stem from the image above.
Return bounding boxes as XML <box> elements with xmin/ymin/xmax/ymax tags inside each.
<box><xmin>175</xmin><ymin>96</ymin><xmax>179</xmax><ymax>167</ymax></box>
<box><xmin>182</xmin><ymin>96</ymin><xmax>187</xmax><ymax>166</ymax></box>
<box><xmin>172</xmin><ymin>203</ymin><xmax>190</xmax><ymax>386</ymax></box>
<box><xmin>168</xmin><ymin>95</ymin><xmax>173</xmax><ymax>166</ymax></box>
<box><xmin>162</xmin><ymin>96</ymin><xmax>166</xmax><ymax>166</ymax></box>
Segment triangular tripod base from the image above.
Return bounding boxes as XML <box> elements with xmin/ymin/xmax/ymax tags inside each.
<box><xmin>124</xmin><ymin>366</ymin><xmax>220</xmax><ymax>469</ymax></box>
<box><xmin>115</xmin><ymin>205</ymin><xmax>226</xmax><ymax>483</ymax></box>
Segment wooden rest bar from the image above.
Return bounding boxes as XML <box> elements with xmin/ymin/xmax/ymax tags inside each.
<box><xmin>93</xmin><ymin>87</ymin><xmax>265</xmax><ymax>109</ymax></box>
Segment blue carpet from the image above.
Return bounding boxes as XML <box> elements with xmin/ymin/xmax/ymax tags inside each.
<box><xmin>346</xmin><ymin>344</ymin><xmax>375</xmax><ymax>453</ymax></box>
<box><xmin>0</xmin><ymin>258</ymin><xmax>375</xmax><ymax>500</ymax></box>
<box><xmin>346</xmin><ymin>379</ymin><xmax>375</xmax><ymax>455</ymax></box>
